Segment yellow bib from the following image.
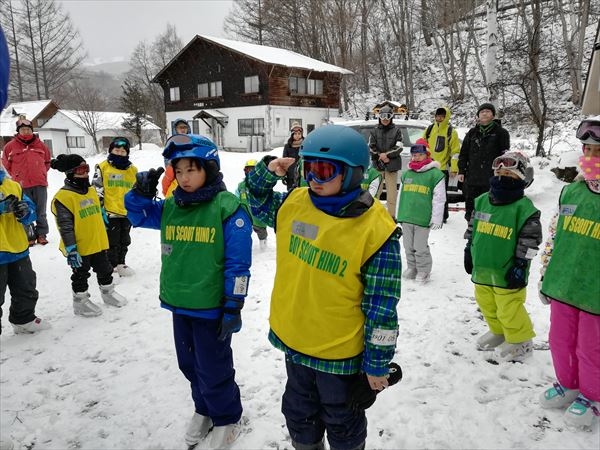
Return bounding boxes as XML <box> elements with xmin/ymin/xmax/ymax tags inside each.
<box><xmin>270</xmin><ymin>188</ymin><xmax>397</xmax><ymax>359</ymax></box>
<box><xmin>97</xmin><ymin>161</ymin><xmax>137</xmax><ymax>216</ymax></box>
<box><xmin>51</xmin><ymin>187</ymin><xmax>109</xmax><ymax>256</ymax></box>
<box><xmin>0</xmin><ymin>179</ymin><xmax>29</xmax><ymax>253</ymax></box>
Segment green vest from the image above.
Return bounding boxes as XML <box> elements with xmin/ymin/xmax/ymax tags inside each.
<box><xmin>159</xmin><ymin>191</ymin><xmax>240</xmax><ymax>310</ymax></box>
<box><xmin>361</xmin><ymin>167</ymin><xmax>382</xmax><ymax>193</ymax></box>
<box><xmin>471</xmin><ymin>194</ymin><xmax>538</xmax><ymax>287</ymax></box>
<box><xmin>237</xmin><ymin>179</ymin><xmax>267</xmax><ymax>228</ymax></box>
<box><xmin>542</xmin><ymin>182</ymin><xmax>600</xmax><ymax>314</ymax></box>
<box><xmin>397</xmin><ymin>168</ymin><xmax>445</xmax><ymax>226</ymax></box>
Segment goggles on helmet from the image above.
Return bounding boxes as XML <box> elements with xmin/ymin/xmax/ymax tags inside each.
<box><xmin>303</xmin><ymin>159</ymin><xmax>343</xmax><ymax>184</ymax></box>
<box><xmin>576</xmin><ymin>120</ymin><xmax>600</xmax><ymax>143</ymax></box>
<box><xmin>16</xmin><ymin>119</ymin><xmax>32</xmax><ymax>128</ymax></box>
<box><xmin>70</xmin><ymin>163</ymin><xmax>90</xmax><ymax>175</ymax></box>
<box><xmin>492</xmin><ymin>155</ymin><xmax>522</xmax><ymax>171</ymax></box>
<box><xmin>163</xmin><ymin>134</ymin><xmax>215</xmax><ymax>159</ymax></box>
<box><xmin>410</xmin><ymin>144</ymin><xmax>429</xmax><ymax>154</ymax></box>
<box><xmin>112</xmin><ymin>138</ymin><xmax>130</xmax><ymax>149</ymax></box>
<box><xmin>379</xmin><ymin>112</ymin><xmax>393</xmax><ymax>120</ymax></box>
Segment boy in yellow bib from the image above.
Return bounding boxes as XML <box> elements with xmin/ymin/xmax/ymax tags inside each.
<box><xmin>93</xmin><ymin>137</ymin><xmax>138</xmax><ymax>277</ymax></box>
<box><xmin>464</xmin><ymin>151</ymin><xmax>541</xmax><ymax>362</ymax></box>
<box><xmin>0</xmin><ymin>161</ymin><xmax>51</xmax><ymax>334</ymax></box>
<box><xmin>51</xmin><ymin>154</ymin><xmax>127</xmax><ymax>317</ymax></box>
<box><xmin>245</xmin><ymin>125</ymin><xmax>401</xmax><ymax>450</ymax></box>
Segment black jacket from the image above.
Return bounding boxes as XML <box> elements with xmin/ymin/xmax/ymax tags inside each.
<box><xmin>458</xmin><ymin>120</ymin><xmax>510</xmax><ymax>186</ymax></box>
<box><xmin>368</xmin><ymin>121</ymin><xmax>403</xmax><ymax>172</ymax></box>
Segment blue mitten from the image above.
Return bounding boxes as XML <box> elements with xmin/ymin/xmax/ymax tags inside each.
<box><xmin>505</xmin><ymin>257</ymin><xmax>528</xmax><ymax>289</ymax></box>
<box><xmin>65</xmin><ymin>244</ymin><xmax>83</xmax><ymax>269</ymax></box>
<box><xmin>217</xmin><ymin>297</ymin><xmax>243</xmax><ymax>341</ymax></box>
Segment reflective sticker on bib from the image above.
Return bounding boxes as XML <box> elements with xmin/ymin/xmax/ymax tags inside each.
<box><xmin>369</xmin><ymin>328</ymin><xmax>398</xmax><ymax>346</ymax></box>
<box><xmin>233</xmin><ymin>275</ymin><xmax>249</xmax><ymax>296</ymax></box>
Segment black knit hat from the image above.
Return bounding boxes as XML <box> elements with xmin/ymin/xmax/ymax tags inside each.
<box><xmin>477</xmin><ymin>103</ymin><xmax>496</xmax><ymax>116</ymax></box>
<box><xmin>108</xmin><ymin>136</ymin><xmax>131</xmax><ymax>155</ymax></box>
<box><xmin>50</xmin><ymin>154</ymin><xmax>86</xmax><ymax>173</ymax></box>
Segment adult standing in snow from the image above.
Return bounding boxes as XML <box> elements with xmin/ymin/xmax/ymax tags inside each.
<box><xmin>423</xmin><ymin>106</ymin><xmax>461</xmax><ymax>222</ymax></box>
<box><xmin>369</xmin><ymin>105</ymin><xmax>403</xmax><ymax>218</ymax></box>
<box><xmin>538</xmin><ymin>117</ymin><xmax>600</xmax><ymax>429</ymax></box>
<box><xmin>125</xmin><ymin>134</ymin><xmax>252</xmax><ymax>449</ymax></box>
<box><xmin>245</xmin><ymin>125</ymin><xmax>401</xmax><ymax>450</ymax></box>
<box><xmin>282</xmin><ymin>122</ymin><xmax>304</xmax><ymax>191</ymax></box>
<box><xmin>1</xmin><ymin>117</ymin><xmax>52</xmax><ymax>246</ymax></box>
<box><xmin>458</xmin><ymin>103</ymin><xmax>510</xmax><ymax>223</ymax></box>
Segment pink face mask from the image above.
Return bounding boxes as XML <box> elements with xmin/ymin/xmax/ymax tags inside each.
<box><xmin>578</xmin><ymin>155</ymin><xmax>600</xmax><ymax>181</ymax></box>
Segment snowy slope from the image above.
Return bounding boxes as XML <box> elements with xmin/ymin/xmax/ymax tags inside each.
<box><xmin>0</xmin><ymin>143</ymin><xmax>598</xmax><ymax>450</ymax></box>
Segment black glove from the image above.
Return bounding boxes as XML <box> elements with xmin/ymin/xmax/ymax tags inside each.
<box><xmin>0</xmin><ymin>194</ymin><xmax>18</xmax><ymax>215</ymax></box>
<box><xmin>133</xmin><ymin>167</ymin><xmax>165</xmax><ymax>198</ymax></box>
<box><xmin>347</xmin><ymin>363</ymin><xmax>402</xmax><ymax>412</ymax></box>
<box><xmin>217</xmin><ymin>297</ymin><xmax>244</xmax><ymax>341</ymax></box>
<box><xmin>12</xmin><ymin>200</ymin><xmax>29</xmax><ymax>219</ymax></box>
<box><xmin>505</xmin><ymin>257</ymin><xmax>528</xmax><ymax>289</ymax></box>
<box><xmin>464</xmin><ymin>246</ymin><xmax>473</xmax><ymax>275</ymax></box>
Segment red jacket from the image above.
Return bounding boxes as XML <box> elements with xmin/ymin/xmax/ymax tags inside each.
<box><xmin>1</xmin><ymin>134</ymin><xmax>51</xmax><ymax>188</ymax></box>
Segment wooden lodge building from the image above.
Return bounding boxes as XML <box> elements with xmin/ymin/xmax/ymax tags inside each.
<box><xmin>152</xmin><ymin>35</ymin><xmax>352</xmax><ymax>151</ymax></box>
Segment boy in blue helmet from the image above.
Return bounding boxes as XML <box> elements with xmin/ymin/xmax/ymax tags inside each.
<box><xmin>124</xmin><ymin>134</ymin><xmax>252</xmax><ymax>449</ymax></box>
<box><xmin>245</xmin><ymin>125</ymin><xmax>401</xmax><ymax>450</ymax></box>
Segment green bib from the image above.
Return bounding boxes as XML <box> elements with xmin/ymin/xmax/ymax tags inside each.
<box><xmin>471</xmin><ymin>194</ymin><xmax>538</xmax><ymax>287</ymax></box>
<box><xmin>159</xmin><ymin>191</ymin><xmax>240</xmax><ymax>310</ymax></box>
<box><xmin>397</xmin><ymin>168</ymin><xmax>445</xmax><ymax>226</ymax></box>
<box><xmin>542</xmin><ymin>182</ymin><xmax>600</xmax><ymax>314</ymax></box>
<box><xmin>237</xmin><ymin>179</ymin><xmax>267</xmax><ymax>228</ymax></box>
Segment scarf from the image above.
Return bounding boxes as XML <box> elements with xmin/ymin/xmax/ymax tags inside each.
<box><xmin>107</xmin><ymin>153</ymin><xmax>132</xmax><ymax>170</ymax></box>
<box><xmin>308</xmin><ymin>187</ymin><xmax>363</xmax><ymax>217</ymax></box>
<box><xmin>408</xmin><ymin>157</ymin><xmax>433</xmax><ymax>171</ymax></box>
<box><xmin>16</xmin><ymin>134</ymin><xmax>36</xmax><ymax>145</ymax></box>
<box><xmin>65</xmin><ymin>177</ymin><xmax>90</xmax><ymax>193</ymax></box>
<box><xmin>488</xmin><ymin>176</ymin><xmax>526</xmax><ymax>205</ymax></box>
<box><xmin>173</xmin><ymin>173</ymin><xmax>227</xmax><ymax>206</ymax></box>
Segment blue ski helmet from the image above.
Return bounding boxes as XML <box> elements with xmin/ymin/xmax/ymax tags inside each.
<box><xmin>162</xmin><ymin>134</ymin><xmax>220</xmax><ymax>169</ymax></box>
<box><xmin>300</xmin><ymin>125</ymin><xmax>369</xmax><ymax>170</ymax></box>
<box><xmin>300</xmin><ymin>125</ymin><xmax>370</xmax><ymax>192</ymax></box>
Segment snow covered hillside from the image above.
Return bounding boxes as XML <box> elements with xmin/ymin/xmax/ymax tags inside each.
<box><xmin>0</xmin><ymin>142</ymin><xmax>598</xmax><ymax>450</ymax></box>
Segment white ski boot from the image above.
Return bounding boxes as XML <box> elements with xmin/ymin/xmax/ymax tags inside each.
<box><xmin>185</xmin><ymin>412</ymin><xmax>213</xmax><ymax>446</ymax></box>
<box><xmin>116</xmin><ymin>264</ymin><xmax>135</xmax><ymax>277</ymax></box>
<box><xmin>99</xmin><ymin>284</ymin><xmax>127</xmax><ymax>307</ymax></box>
<box><xmin>476</xmin><ymin>331</ymin><xmax>505</xmax><ymax>351</ymax></box>
<box><xmin>494</xmin><ymin>340</ymin><xmax>533</xmax><ymax>362</ymax></box>
<box><xmin>12</xmin><ymin>317</ymin><xmax>51</xmax><ymax>334</ymax></box>
<box><xmin>73</xmin><ymin>291</ymin><xmax>102</xmax><ymax>317</ymax></box>
<box><xmin>402</xmin><ymin>268</ymin><xmax>417</xmax><ymax>279</ymax></box>
<box><xmin>209</xmin><ymin>420</ymin><xmax>242</xmax><ymax>448</ymax></box>
<box><xmin>540</xmin><ymin>383</ymin><xmax>580</xmax><ymax>409</ymax></box>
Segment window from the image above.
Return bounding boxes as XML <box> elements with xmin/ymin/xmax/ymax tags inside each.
<box><xmin>244</xmin><ymin>75</ymin><xmax>259</xmax><ymax>93</ymax></box>
<box><xmin>191</xmin><ymin>120</ymin><xmax>199</xmax><ymax>134</ymax></box>
<box><xmin>170</xmin><ymin>87</ymin><xmax>180</xmax><ymax>102</ymax></box>
<box><xmin>198</xmin><ymin>83</ymin><xmax>209</xmax><ymax>98</ymax></box>
<box><xmin>238</xmin><ymin>118</ymin><xmax>264</xmax><ymax>136</ymax></box>
<box><xmin>289</xmin><ymin>76</ymin><xmax>313</xmax><ymax>95</ymax></box>
<box><xmin>210</xmin><ymin>81</ymin><xmax>222</xmax><ymax>97</ymax></box>
<box><xmin>307</xmin><ymin>79</ymin><xmax>323</xmax><ymax>95</ymax></box>
<box><xmin>67</xmin><ymin>136</ymin><xmax>85</xmax><ymax>148</ymax></box>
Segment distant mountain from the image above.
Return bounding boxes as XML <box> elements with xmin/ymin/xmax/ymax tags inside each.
<box><xmin>83</xmin><ymin>60</ymin><xmax>131</xmax><ymax>77</ymax></box>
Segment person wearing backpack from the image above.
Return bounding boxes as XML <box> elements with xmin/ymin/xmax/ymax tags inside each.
<box><xmin>423</xmin><ymin>107</ymin><xmax>461</xmax><ymax>222</ymax></box>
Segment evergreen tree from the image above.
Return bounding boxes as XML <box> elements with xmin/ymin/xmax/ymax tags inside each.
<box><xmin>120</xmin><ymin>78</ymin><xmax>150</xmax><ymax>150</ymax></box>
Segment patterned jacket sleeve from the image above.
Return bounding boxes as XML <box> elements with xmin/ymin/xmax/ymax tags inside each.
<box><xmin>539</xmin><ymin>210</ymin><xmax>558</xmax><ymax>276</ymax></box>
<box><xmin>18</xmin><ymin>193</ymin><xmax>37</xmax><ymax>225</ymax></box>
<box><xmin>515</xmin><ymin>209</ymin><xmax>542</xmax><ymax>260</ymax></box>
<box><xmin>92</xmin><ymin>164</ymin><xmax>104</xmax><ymax>203</ymax></box>
<box><xmin>361</xmin><ymin>233</ymin><xmax>401</xmax><ymax>377</ymax></box>
<box><xmin>245</xmin><ymin>159</ymin><xmax>287</xmax><ymax>228</ymax></box>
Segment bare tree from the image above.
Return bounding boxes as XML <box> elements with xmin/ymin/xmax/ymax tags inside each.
<box><xmin>485</xmin><ymin>0</ymin><xmax>499</xmax><ymax>102</ymax></box>
<box><xmin>0</xmin><ymin>0</ymin><xmax>24</xmax><ymax>101</ymax></box>
<box><xmin>70</xmin><ymin>79</ymin><xmax>108</xmax><ymax>154</ymax></box>
<box><xmin>121</xmin><ymin>77</ymin><xmax>151</xmax><ymax>150</ymax></box>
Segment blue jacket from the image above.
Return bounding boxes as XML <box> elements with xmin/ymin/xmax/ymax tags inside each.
<box><xmin>0</xmin><ymin>169</ymin><xmax>37</xmax><ymax>264</ymax></box>
<box><xmin>124</xmin><ymin>189</ymin><xmax>252</xmax><ymax>319</ymax></box>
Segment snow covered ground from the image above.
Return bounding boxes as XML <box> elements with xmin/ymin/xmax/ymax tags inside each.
<box><xmin>1</xmin><ymin>140</ymin><xmax>598</xmax><ymax>450</ymax></box>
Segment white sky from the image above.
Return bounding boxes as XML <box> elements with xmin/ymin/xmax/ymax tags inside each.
<box><xmin>58</xmin><ymin>0</ymin><xmax>234</xmax><ymax>63</ymax></box>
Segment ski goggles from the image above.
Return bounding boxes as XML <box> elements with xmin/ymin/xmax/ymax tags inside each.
<box><xmin>303</xmin><ymin>159</ymin><xmax>343</xmax><ymax>184</ymax></box>
<box><xmin>576</xmin><ymin>120</ymin><xmax>600</xmax><ymax>143</ymax></box>
<box><xmin>492</xmin><ymin>155</ymin><xmax>522</xmax><ymax>171</ymax></box>
<box><xmin>111</xmin><ymin>138</ymin><xmax>130</xmax><ymax>149</ymax></box>
<box><xmin>379</xmin><ymin>112</ymin><xmax>393</xmax><ymax>120</ymax></box>
<box><xmin>16</xmin><ymin>119</ymin><xmax>32</xmax><ymax>128</ymax></box>
<box><xmin>70</xmin><ymin>163</ymin><xmax>90</xmax><ymax>175</ymax></box>
<box><xmin>410</xmin><ymin>144</ymin><xmax>429</xmax><ymax>154</ymax></box>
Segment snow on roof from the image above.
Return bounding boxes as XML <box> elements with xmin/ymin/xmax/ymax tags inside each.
<box><xmin>199</xmin><ymin>35</ymin><xmax>353</xmax><ymax>74</ymax></box>
<box><xmin>0</xmin><ymin>100</ymin><xmax>54</xmax><ymax>136</ymax></box>
<box><xmin>60</xmin><ymin>110</ymin><xmax>161</xmax><ymax>131</ymax></box>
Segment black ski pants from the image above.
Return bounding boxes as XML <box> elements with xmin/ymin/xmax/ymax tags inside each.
<box><xmin>0</xmin><ymin>256</ymin><xmax>38</xmax><ymax>332</ymax></box>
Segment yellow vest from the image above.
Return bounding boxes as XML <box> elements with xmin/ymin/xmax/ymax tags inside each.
<box><xmin>0</xmin><ymin>179</ymin><xmax>29</xmax><ymax>253</ymax></box>
<box><xmin>97</xmin><ymin>161</ymin><xmax>137</xmax><ymax>216</ymax></box>
<box><xmin>270</xmin><ymin>188</ymin><xmax>396</xmax><ymax>359</ymax></box>
<box><xmin>51</xmin><ymin>187</ymin><xmax>109</xmax><ymax>256</ymax></box>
